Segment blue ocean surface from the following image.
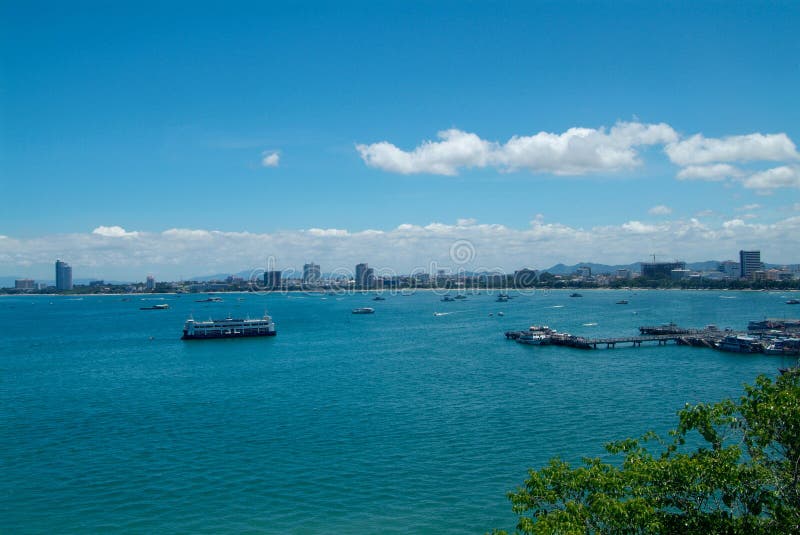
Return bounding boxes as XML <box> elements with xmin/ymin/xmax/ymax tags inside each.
<box><xmin>1</xmin><ymin>289</ymin><xmax>796</xmax><ymax>533</ymax></box>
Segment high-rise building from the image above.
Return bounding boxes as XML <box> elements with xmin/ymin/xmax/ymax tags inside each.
<box><xmin>719</xmin><ymin>260</ymin><xmax>740</xmax><ymax>279</ymax></box>
<box><xmin>55</xmin><ymin>260</ymin><xmax>73</xmax><ymax>291</ymax></box>
<box><xmin>145</xmin><ymin>275</ymin><xmax>156</xmax><ymax>291</ymax></box>
<box><xmin>303</xmin><ymin>263</ymin><xmax>321</xmax><ymax>285</ymax></box>
<box><xmin>264</xmin><ymin>270</ymin><xmax>282</xmax><ymax>289</ymax></box>
<box><xmin>15</xmin><ymin>279</ymin><xmax>35</xmax><ymax>290</ymax></box>
<box><xmin>355</xmin><ymin>263</ymin><xmax>374</xmax><ymax>289</ymax></box>
<box><xmin>739</xmin><ymin>250</ymin><xmax>762</xmax><ymax>279</ymax></box>
<box><xmin>641</xmin><ymin>261</ymin><xmax>686</xmax><ymax>279</ymax></box>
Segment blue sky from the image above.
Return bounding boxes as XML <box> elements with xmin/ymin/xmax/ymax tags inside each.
<box><xmin>1</xmin><ymin>1</ymin><xmax>799</xmax><ymax>279</ymax></box>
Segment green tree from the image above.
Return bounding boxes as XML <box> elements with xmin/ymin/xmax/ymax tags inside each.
<box><xmin>498</xmin><ymin>371</ymin><xmax>800</xmax><ymax>534</ymax></box>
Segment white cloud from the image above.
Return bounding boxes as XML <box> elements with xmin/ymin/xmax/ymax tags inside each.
<box><xmin>742</xmin><ymin>166</ymin><xmax>800</xmax><ymax>190</ymax></box>
<box><xmin>356</xmin><ymin>129</ymin><xmax>494</xmax><ymax>176</ymax></box>
<box><xmin>3</xmin><ymin>216</ymin><xmax>800</xmax><ymax>281</ymax></box>
<box><xmin>456</xmin><ymin>218</ymin><xmax>477</xmax><ymax>226</ymax></box>
<box><xmin>162</xmin><ymin>228</ymin><xmax>212</xmax><ymax>239</ymax></box>
<box><xmin>306</xmin><ymin>228</ymin><xmax>350</xmax><ymax>237</ymax></box>
<box><xmin>621</xmin><ymin>220</ymin><xmax>663</xmax><ymax>234</ymax></box>
<box><xmin>356</xmin><ymin>121</ymin><xmax>677</xmax><ymax>176</ymax></box>
<box><xmin>648</xmin><ymin>205</ymin><xmax>673</xmax><ymax>216</ymax></box>
<box><xmin>676</xmin><ymin>164</ymin><xmax>742</xmax><ymax>181</ymax></box>
<box><xmin>665</xmin><ymin>133</ymin><xmax>799</xmax><ymax>166</ymax></box>
<box><xmin>92</xmin><ymin>226</ymin><xmax>140</xmax><ymax>238</ymax></box>
<box><xmin>261</xmin><ymin>151</ymin><xmax>280</xmax><ymax>167</ymax></box>
<box><xmin>357</xmin><ymin>123</ymin><xmax>800</xmax><ymax>193</ymax></box>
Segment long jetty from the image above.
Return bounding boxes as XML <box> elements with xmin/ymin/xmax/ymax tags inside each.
<box><xmin>505</xmin><ymin>321</ymin><xmax>800</xmax><ymax>354</ymax></box>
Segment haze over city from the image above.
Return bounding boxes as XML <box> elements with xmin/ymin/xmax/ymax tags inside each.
<box><xmin>2</xmin><ymin>2</ymin><xmax>799</xmax><ymax>280</ymax></box>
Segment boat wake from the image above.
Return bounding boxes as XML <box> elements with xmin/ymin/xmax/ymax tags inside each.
<box><xmin>583</xmin><ymin>322</ymin><xmax>598</xmax><ymax>326</ymax></box>
<box><xmin>433</xmin><ymin>312</ymin><xmax>453</xmax><ymax>317</ymax></box>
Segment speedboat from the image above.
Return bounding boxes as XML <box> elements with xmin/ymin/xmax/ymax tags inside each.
<box><xmin>441</xmin><ymin>296</ymin><xmax>455</xmax><ymax>302</ymax></box>
<box><xmin>616</xmin><ymin>300</ymin><xmax>629</xmax><ymax>305</ymax></box>
<box><xmin>352</xmin><ymin>307</ymin><xmax>375</xmax><ymax>314</ymax></box>
<box><xmin>787</xmin><ymin>299</ymin><xmax>800</xmax><ymax>305</ymax></box>
<box><xmin>140</xmin><ymin>303</ymin><xmax>169</xmax><ymax>310</ymax></box>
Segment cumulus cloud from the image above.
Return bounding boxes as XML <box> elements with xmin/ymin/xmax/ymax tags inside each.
<box><xmin>357</xmin><ymin>123</ymin><xmax>800</xmax><ymax>191</ymax></box>
<box><xmin>742</xmin><ymin>166</ymin><xmax>800</xmax><ymax>190</ymax></box>
<box><xmin>665</xmin><ymin>133</ymin><xmax>799</xmax><ymax>167</ymax></box>
<box><xmin>356</xmin><ymin>129</ymin><xmax>494</xmax><ymax>176</ymax></box>
<box><xmin>356</xmin><ymin>121</ymin><xmax>677</xmax><ymax>176</ymax></box>
<box><xmin>457</xmin><ymin>218</ymin><xmax>477</xmax><ymax>226</ymax></box>
<box><xmin>261</xmin><ymin>151</ymin><xmax>280</xmax><ymax>167</ymax></box>
<box><xmin>676</xmin><ymin>164</ymin><xmax>743</xmax><ymax>181</ymax></box>
<box><xmin>92</xmin><ymin>226</ymin><xmax>140</xmax><ymax>238</ymax></box>
<box><xmin>5</xmin><ymin>216</ymin><xmax>798</xmax><ymax>280</ymax></box>
<box><xmin>648</xmin><ymin>205</ymin><xmax>673</xmax><ymax>216</ymax></box>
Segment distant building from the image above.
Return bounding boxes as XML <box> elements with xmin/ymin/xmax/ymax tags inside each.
<box><xmin>576</xmin><ymin>266</ymin><xmax>592</xmax><ymax>278</ymax></box>
<box><xmin>641</xmin><ymin>261</ymin><xmax>686</xmax><ymax>279</ymax></box>
<box><xmin>15</xmin><ymin>279</ymin><xmax>35</xmax><ymax>290</ymax></box>
<box><xmin>55</xmin><ymin>260</ymin><xmax>73</xmax><ymax>291</ymax></box>
<box><xmin>145</xmin><ymin>275</ymin><xmax>156</xmax><ymax>290</ymax></box>
<box><xmin>88</xmin><ymin>280</ymin><xmax>105</xmax><ymax>287</ymax></box>
<box><xmin>671</xmin><ymin>269</ymin><xmax>692</xmax><ymax>280</ymax></box>
<box><xmin>264</xmin><ymin>270</ymin><xmax>282</xmax><ymax>290</ymax></box>
<box><xmin>303</xmin><ymin>263</ymin><xmax>321</xmax><ymax>285</ymax></box>
<box><xmin>719</xmin><ymin>260</ymin><xmax>740</xmax><ymax>279</ymax></box>
<box><xmin>615</xmin><ymin>269</ymin><xmax>631</xmax><ymax>280</ymax></box>
<box><xmin>739</xmin><ymin>250</ymin><xmax>762</xmax><ymax>279</ymax></box>
<box><xmin>355</xmin><ymin>263</ymin><xmax>374</xmax><ymax>289</ymax></box>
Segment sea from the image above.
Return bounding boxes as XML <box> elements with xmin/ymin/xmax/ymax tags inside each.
<box><xmin>1</xmin><ymin>289</ymin><xmax>797</xmax><ymax>533</ymax></box>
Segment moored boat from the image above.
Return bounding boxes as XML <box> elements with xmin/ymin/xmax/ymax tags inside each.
<box><xmin>182</xmin><ymin>314</ymin><xmax>276</xmax><ymax>339</ymax></box>
<box><xmin>715</xmin><ymin>335</ymin><xmax>762</xmax><ymax>353</ymax></box>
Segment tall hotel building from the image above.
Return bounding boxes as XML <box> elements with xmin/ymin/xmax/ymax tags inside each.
<box><xmin>739</xmin><ymin>250</ymin><xmax>762</xmax><ymax>279</ymax></box>
<box><xmin>303</xmin><ymin>263</ymin><xmax>321</xmax><ymax>285</ymax></box>
<box><xmin>55</xmin><ymin>260</ymin><xmax>73</xmax><ymax>291</ymax></box>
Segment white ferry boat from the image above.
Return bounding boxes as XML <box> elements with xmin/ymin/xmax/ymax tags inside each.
<box><xmin>182</xmin><ymin>314</ymin><xmax>276</xmax><ymax>339</ymax></box>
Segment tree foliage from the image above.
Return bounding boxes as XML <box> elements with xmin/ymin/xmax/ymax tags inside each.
<box><xmin>498</xmin><ymin>371</ymin><xmax>800</xmax><ymax>534</ymax></box>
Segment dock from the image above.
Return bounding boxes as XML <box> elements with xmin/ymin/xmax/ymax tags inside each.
<box><xmin>505</xmin><ymin>321</ymin><xmax>800</xmax><ymax>355</ymax></box>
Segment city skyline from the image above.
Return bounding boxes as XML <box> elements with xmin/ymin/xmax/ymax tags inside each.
<box><xmin>2</xmin><ymin>2</ymin><xmax>799</xmax><ymax>279</ymax></box>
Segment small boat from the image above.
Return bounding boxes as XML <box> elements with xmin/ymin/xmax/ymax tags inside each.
<box><xmin>616</xmin><ymin>300</ymin><xmax>629</xmax><ymax>305</ymax></box>
<box><xmin>140</xmin><ymin>303</ymin><xmax>170</xmax><ymax>310</ymax></box>
<box><xmin>570</xmin><ymin>293</ymin><xmax>582</xmax><ymax>298</ymax></box>
<box><xmin>787</xmin><ymin>299</ymin><xmax>800</xmax><ymax>305</ymax></box>
<box><xmin>496</xmin><ymin>295</ymin><xmax>509</xmax><ymax>302</ymax></box>
<box><xmin>441</xmin><ymin>296</ymin><xmax>455</xmax><ymax>302</ymax></box>
<box><xmin>373</xmin><ymin>296</ymin><xmax>386</xmax><ymax>301</ymax></box>
<box><xmin>196</xmin><ymin>297</ymin><xmax>223</xmax><ymax>303</ymax></box>
<box><xmin>497</xmin><ymin>312</ymin><xmax>504</xmax><ymax>317</ymax></box>
<box><xmin>516</xmin><ymin>332</ymin><xmax>550</xmax><ymax>345</ymax></box>
<box><xmin>453</xmin><ymin>295</ymin><xmax>467</xmax><ymax>300</ymax></box>
<box><xmin>352</xmin><ymin>307</ymin><xmax>375</xmax><ymax>314</ymax></box>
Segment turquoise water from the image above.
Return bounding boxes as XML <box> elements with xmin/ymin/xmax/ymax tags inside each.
<box><xmin>1</xmin><ymin>289</ymin><xmax>796</xmax><ymax>533</ymax></box>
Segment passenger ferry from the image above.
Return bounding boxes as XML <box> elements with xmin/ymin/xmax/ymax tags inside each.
<box><xmin>181</xmin><ymin>314</ymin><xmax>276</xmax><ymax>339</ymax></box>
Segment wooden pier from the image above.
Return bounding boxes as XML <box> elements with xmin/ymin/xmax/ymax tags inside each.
<box><xmin>505</xmin><ymin>326</ymin><xmax>735</xmax><ymax>351</ymax></box>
